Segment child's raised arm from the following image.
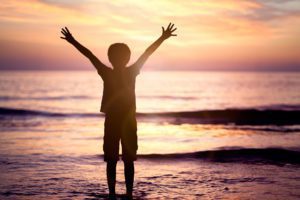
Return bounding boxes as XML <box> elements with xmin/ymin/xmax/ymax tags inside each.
<box><xmin>60</xmin><ymin>27</ymin><xmax>108</xmax><ymax>77</ymax></box>
<box><xmin>132</xmin><ymin>23</ymin><xmax>177</xmax><ymax>73</ymax></box>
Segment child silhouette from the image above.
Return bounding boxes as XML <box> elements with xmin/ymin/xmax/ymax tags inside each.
<box><xmin>60</xmin><ymin>23</ymin><xmax>177</xmax><ymax>198</ymax></box>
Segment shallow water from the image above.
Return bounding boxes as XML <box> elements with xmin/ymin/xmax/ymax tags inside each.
<box><xmin>1</xmin><ymin>153</ymin><xmax>300</xmax><ymax>199</ymax></box>
<box><xmin>1</xmin><ymin>115</ymin><xmax>300</xmax><ymax>199</ymax></box>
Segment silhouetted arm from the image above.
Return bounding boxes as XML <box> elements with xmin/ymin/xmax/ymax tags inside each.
<box><xmin>132</xmin><ymin>23</ymin><xmax>177</xmax><ymax>73</ymax></box>
<box><xmin>60</xmin><ymin>27</ymin><xmax>108</xmax><ymax>77</ymax></box>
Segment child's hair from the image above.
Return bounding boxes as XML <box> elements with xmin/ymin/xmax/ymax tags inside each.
<box><xmin>108</xmin><ymin>43</ymin><xmax>131</xmax><ymax>68</ymax></box>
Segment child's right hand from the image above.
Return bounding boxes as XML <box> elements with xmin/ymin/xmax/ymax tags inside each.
<box><xmin>161</xmin><ymin>23</ymin><xmax>177</xmax><ymax>40</ymax></box>
<box><xmin>60</xmin><ymin>27</ymin><xmax>75</xmax><ymax>43</ymax></box>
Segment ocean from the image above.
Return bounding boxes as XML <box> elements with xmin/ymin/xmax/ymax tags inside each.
<box><xmin>0</xmin><ymin>70</ymin><xmax>300</xmax><ymax>199</ymax></box>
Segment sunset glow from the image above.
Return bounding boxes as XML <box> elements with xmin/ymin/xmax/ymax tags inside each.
<box><xmin>1</xmin><ymin>0</ymin><xmax>300</xmax><ymax>70</ymax></box>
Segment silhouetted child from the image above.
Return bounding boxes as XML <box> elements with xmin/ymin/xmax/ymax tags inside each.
<box><xmin>60</xmin><ymin>23</ymin><xmax>177</xmax><ymax>198</ymax></box>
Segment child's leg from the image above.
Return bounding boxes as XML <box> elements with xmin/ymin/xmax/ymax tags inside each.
<box><xmin>121</xmin><ymin>111</ymin><xmax>137</xmax><ymax>197</ymax></box>
<box><xmin>124</xmin><ymin>161</ymin><xmax>134</xmax><ymax>197</ymax></box>
<box><xmin>106</xmin><ymin>161</ymin><xmax>117</xmax><ymax>195</ymax></box>
<box><xmin>104</xmin><ymin>113</ymin><xmax>121</xmax><ymax>196</ymax></box>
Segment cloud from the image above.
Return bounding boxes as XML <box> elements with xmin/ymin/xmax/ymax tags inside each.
<box><xmin>0</xmin><ymin>0</ymin><xmax>299</xmax><ymax>70</ymax></box>
<box><xmin>225</xmin><ymin>0</ymin><xmax>300</xmax><ymax>21</ymax></box>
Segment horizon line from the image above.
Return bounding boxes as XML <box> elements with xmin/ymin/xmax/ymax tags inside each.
<box><xmin>1</xmin><ymin>69</ymin><xmax>300</xmax><ymax>72</ymax></box>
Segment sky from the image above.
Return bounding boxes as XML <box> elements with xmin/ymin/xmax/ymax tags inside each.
<box><xmin>0</xmin><ymin>0</ymin><xmax>300</xmax><ymax>71</ymax></box>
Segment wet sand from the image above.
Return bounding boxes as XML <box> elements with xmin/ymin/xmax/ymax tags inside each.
<box><xmin>1</xmin><ymin>153</ymin><xmax>300</xmax><ymax>199</ymax></box>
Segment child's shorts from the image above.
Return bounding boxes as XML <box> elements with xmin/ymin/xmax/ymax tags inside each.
<box><xmin>103</xmin><ymin>112</ymin><xmax>138</xmax><ymax>162</ymax></box>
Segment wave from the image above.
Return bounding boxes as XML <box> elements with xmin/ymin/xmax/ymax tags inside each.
<box><xmin>138</xmin><ymin>95</ymin><xmax>197</xmax><ymax>100</ymax></box>
<box><xmin>141</xmin><ymin>109</ymin><xmax>300</xmax><ymax>125</ymax></box>
<box><xmin>227</xmin><ymin>125</ymin><xmax>300</xmax><ymax>133</ymax></box>
<box><xmin>0</xmin><ymin>95</ymin><xmax>197</xmax><ymax>101</ymax></box>
<box><xmin>0</xmin><ymin>107</ymin><xmax>100</xmax><ymax>117</ymax></box>
<box><xmin>2</xmin><ymin>148</ymin><xmax>299</xmax><ymax>165</ymax></box>
<box><xmin>256</xmin><ymin>104</ymin><xmax>300</xmax><ymax>111</ymax></box>
<box><xmin>136</xmin><ymin>148</ymin><xmax>300</xmax><ymax>164</ymax></box>
<box><xmin>0</xmin><ymin>95</ymin><xmax>96</xmax><ymax>101</ymax></box>
<box><xmin>1</xmin><ymin>107</ymin><xmax>300</xmax><ymax>125</ymax></box>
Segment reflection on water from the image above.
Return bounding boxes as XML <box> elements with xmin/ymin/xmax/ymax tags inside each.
<box><xmin>1</xmin><ymin>116</ymin><xmax>300</xmax><ymax>156</ymax></box>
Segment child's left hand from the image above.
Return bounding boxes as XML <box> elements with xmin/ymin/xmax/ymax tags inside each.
<box><xmin>60</xmin><ymin>27</ymin><xmax>75</xmax><ymax>43</ymax></box>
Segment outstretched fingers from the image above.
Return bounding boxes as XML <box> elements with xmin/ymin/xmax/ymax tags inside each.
<box><xmin>166</xmin><ymin>23</ymin><xmax>175</xmax><ymax>31</ymax></box>
<box><xmin>169</xmin><ymin>23</ymin><xmax>174</xmax><ymax>30</ymax></box>
<box><xmin>61</xmin><ymin>28</ymin><xmax>67</xmax><ymax>35</ymax></box>
<box><xmin>60</xmin><ymin>27</ymin><xmax>73</xmax><ymax>41</ymax></box>
<box><xmin>167</xmin><ymin>22</ymin><xmax>171</xmax><ymax>30</ymax></box>
<box><xmin>61</xmin><ymin>27</ymin><xmax>72</xmax><ymax>35</ymax></box>
<box><xmin>65</xmin><ymin>27</ymin><xmax>71</xmax><ymax>34</ymax></box>
<box><xmin>161</xmin><ymin>23</ymin><xmax>177</xmax><ymax>38</ymax></box>
<box><xmin>60</xmin><ymin>29</ymin><xmax>67</xmax><ymax>40</ymax></box>
<box><xmin>169</xmin><ymin>23</ymin><xmax>177</xmax><ymax>36</ymax></box>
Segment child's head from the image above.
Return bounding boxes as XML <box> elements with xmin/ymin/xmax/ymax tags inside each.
<box><xmin>108</xmin><ymin>43</ymin><xmax>131</xmax><ymax>69</ymax></box>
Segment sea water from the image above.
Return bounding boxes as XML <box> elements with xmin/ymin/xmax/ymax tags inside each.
<box><xmin>0</xmin><ymin>71</ymin><xmax>300</xmax><ymax>199</ymax></box>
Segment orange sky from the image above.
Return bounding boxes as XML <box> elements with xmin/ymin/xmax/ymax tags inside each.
<box><xmin>1</xmin><ymin>0</ymin><xmax>300</xmax><ymax>70</ymax></box>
